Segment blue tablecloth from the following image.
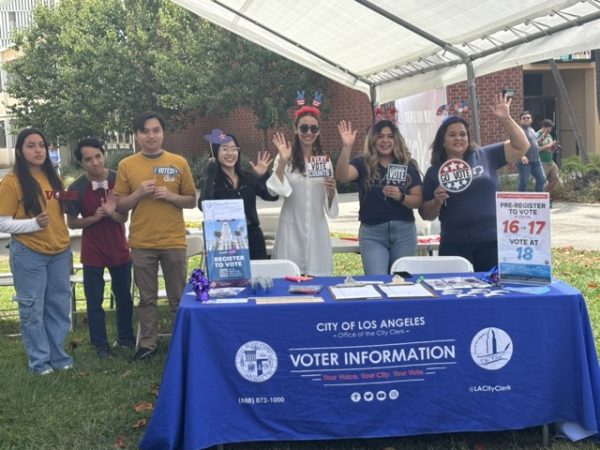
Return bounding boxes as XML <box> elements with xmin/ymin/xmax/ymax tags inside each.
<box><xmin>141</xmin><ymin>275</ymin><xmax>600</xmax><ymax>450</ymax></box>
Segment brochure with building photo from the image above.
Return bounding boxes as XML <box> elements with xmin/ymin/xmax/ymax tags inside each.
<box><xmin>202</xmin><ymin>199</ymin><xmax>250</xmax><ymax>288</ymax></box>
<box><xmin>307</xmin><ymin>155</ymin><xmax>332</xmax><ymax>178</ymax></box>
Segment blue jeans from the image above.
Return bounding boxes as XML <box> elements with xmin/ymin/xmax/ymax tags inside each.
<box><xmin>517</xmin><ymin>160</ymin><xmax>545</xmax><ymax>192</ymax></box>
<box><xmin>84</xmin><ymin>262</ymin><xmax>134</xmax><ymax>348</ymax></box>
<box><xmin>359</xmin><ymin>221</ymin><xmax>417</xmax><ymax>275</ymax></box>
<box><xmin>9</xmin><ymin>239</ymin><xmax>73</xmax><ymax>373</ymax></box>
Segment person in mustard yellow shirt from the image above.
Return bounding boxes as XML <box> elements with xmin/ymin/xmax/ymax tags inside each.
<box><xmin>0</xmin><ymin>129</ymin><xmax>73</xmax><ymax>374</ymax></box>
<box><xmin>114</xmin><ymin>112</ymin><xmax>196</xmax><ymax>362</ymax></box>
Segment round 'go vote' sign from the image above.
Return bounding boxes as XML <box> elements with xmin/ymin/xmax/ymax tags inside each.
<box><xmin>438</xmin><ymin>158</ymin><xmax>473</xmax><ymax>193</ymax></box>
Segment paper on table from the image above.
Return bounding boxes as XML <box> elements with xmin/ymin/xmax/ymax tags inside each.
<box><xmin>204</xmin><ymin>298</ymin><xmax>249</xmax><ymax>304</ymax></box>
<box><xmin>329</xmin><ymin>284</ymin><xmax>382</xmax><ymax>300</ymax></box>
<box><xmin>380</xmin><ymin>284</ymin><xmax>436</xmax><ymax>298</ymax></box>
<box><xmin>254</xmin><ymin>296</ymin><xmax>324</xmax><ymax>304</ymax></box>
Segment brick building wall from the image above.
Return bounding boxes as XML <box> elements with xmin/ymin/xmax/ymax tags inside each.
<box><xmin>165</xmin><ymin>68</ymin><xmax>525</xmax><ymax>161</ymax></box>
<box><xmin>446</xmin><ymin>67</ymin><xmax>524</xmax><ymax>146</ymax></box>
<box><xmin>164</xmin><ymin>81</ymin><xmax>372</xmax><ymax>162</ymax></box>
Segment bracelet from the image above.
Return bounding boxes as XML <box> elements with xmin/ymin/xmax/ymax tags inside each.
<box><xmin>399</xmin><ymin>192</ymin><xmax>406</xmax><ymax>203</ymax></box>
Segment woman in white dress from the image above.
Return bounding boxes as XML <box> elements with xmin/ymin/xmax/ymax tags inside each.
<box><xmin>267</xmin><ymin>104</ymin><xmax>338</xmax><ymax>276</ymax></box>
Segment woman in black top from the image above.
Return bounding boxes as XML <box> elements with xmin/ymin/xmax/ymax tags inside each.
<box><xmin>199</xmin><ymin>129</ymin><xmax>278</xmax><ymax>259</ymax></box>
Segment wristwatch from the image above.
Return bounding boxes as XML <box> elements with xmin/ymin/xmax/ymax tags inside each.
<box><xmin>399</xmin><ymin>192</ymin><xmax>406</xmax><ymax>203</ymax></box>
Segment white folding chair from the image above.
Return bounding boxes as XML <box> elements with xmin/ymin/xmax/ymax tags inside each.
<box><xmin>390</xmin><ymin>256</ymin><xmax>474</xmax><ymax>274</ymax></box>
<box><xmin>250</xmin><ymin>259</ymin><xmax>301</xmax><ymax>278</ymax></box>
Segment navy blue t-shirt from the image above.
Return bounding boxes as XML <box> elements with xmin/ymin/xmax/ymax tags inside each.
<box><xmin>422</xmin><ymin>142</ymin><xmax>506</xmax><ymax>243</ymax></box>
<box><xmin>350</xmin><ymin>157</ymin><xmax>422</xmax><ymax>225</ymax></box>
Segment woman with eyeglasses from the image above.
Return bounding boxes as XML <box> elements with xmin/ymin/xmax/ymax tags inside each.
<box><xmin>419</xmin><ymin>93</ymin><xmax>530</xmax><ymax>272</ymax></box>
<box><xmin>199</xmin><ymin>129</ymin><xmax>278</xmax><ymax>260</ymax></box>
<box><xmin>268</xmin><ymin>107</ymin><xmax>338</xmax><ymax>276</ymax></box>
<box><xmin>335</xmin><ymin>119</ymin><xmax>423</xmax><ymax>275</ymax></box>
<box><xmin>0</xmin><ymin>128</ymin><xmax>73</xmax><ymax>374</ymax></box>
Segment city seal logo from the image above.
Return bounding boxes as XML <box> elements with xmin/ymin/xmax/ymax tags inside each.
<box><xmin>235</xmin><ymin>341</ymin><xmax>278</xmax><ymax>382</ymax></box>
<box><xmin>470</xmin><ymin>327</ymin><xmax>513</xmax><ymax>370</ymax></box>
<box><xmin>438</xmin><ymin>158</ymin><xmax>473</xmax><ymax>193</ymax></box>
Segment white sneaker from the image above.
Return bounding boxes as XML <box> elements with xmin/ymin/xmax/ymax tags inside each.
<box><xmin>59</xmin><ymin>363</ymin><xmax>73</xmax><ymax>371</ymax></box>
<box><xmin>39</xmin><ymin>368</ymin><xmax>54</xmax><ymax>375</ymax></box>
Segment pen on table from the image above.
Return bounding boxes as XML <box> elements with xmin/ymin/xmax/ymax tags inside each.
<box><xmin>416</xmin><ymin>276</ymin><xmax>424</xmax><ymax>284</ymax></box>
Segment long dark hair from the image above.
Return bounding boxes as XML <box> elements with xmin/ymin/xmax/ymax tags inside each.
<box><xmin>430</xmin><ymin>116</ymin><xmax>476</xmax><ymax>165</ymax></box>
<box><xmin>14</xmin><ymin>128</ymin><xmax>64</xmax><ymax>216</ymax></box>
<box><xmin>290</xmin><ymin>111</ymin><xmax>323</xmax><ymax>174</ymax></box>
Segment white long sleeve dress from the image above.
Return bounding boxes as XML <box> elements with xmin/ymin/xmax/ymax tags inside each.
<box><xmin>266</xmin><ymin>155</ymin><xmax>339</xmax><ymax>276</ymax></box>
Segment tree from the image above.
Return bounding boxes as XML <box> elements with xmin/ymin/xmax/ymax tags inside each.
<box><xmin>5</xmin><ymin>0</ymin><xmax>327</xmax><ymax>147</ymax></box>
<box><xmin>196</xmin><ymin>31</ymin><xmax>328</xmax><ymax>149</ymax></box>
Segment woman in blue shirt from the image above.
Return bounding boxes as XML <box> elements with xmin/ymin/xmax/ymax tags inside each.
<box><xmin>336</xmin><ymin>119</ymin><xmax>423</xmax><ymax>275</ymax></box>
<box><xmin>419</xmin><ymin>93</ymin><xmax>530</xmax><ymax>271</ymax></box>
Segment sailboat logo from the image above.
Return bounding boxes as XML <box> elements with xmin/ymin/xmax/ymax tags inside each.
<box><xmin>470</xmin><ymin>327</ymin><xmax>513</xmax><ymax>370</ymax></box>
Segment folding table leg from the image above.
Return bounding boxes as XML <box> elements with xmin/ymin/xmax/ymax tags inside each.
<box><xmin>542</xmin><ymin>424</ymin><xmax>550</xmax><ymax>448</ymax></box>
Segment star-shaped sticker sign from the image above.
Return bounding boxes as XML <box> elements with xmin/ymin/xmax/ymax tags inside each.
<box><xmin>438</xmin><ymin>158</ymin><xmax>473</xmax><ymax>193</ymax></box>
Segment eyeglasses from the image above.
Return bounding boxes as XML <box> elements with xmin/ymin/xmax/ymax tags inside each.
<box><xmin>220</xmin><ymin>147</ymin><xmax>240</xmax><ymax>154</ymax></box>
<box><xmin>299</xmin><ymin>124</ymin><xmax>320</xmax><ymax>134</ymax></box>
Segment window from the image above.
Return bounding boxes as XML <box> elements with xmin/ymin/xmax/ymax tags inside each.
<box><xmin>0</xmin><ymin>122</ymin><xmax>7</xmax><ymax>149</ymax></box>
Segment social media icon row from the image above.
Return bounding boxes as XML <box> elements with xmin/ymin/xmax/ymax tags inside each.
<box><xmin>350</xmin><ymin>389</ymin><xmax>399</xmax><ymax>402</ymax></box>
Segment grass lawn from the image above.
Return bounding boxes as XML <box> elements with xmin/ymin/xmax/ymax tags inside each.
<box><xmin>0</xmin><ymin>248</ymin><xmax>599</xmax><ymax>449</ymax></box>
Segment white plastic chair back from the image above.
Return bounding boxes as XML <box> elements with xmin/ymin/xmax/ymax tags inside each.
<box><xmin>250</xmin><ymin>259</ymin><xmax>301</xmax><ymax>278</ymax></box>
<box><xmin>186</xmin><ymin>235</ymin><xmax>204</xmax><ymax>258</ymax></box>
<box><xmin>390</xmin><ymin>256</ymin><xmax>474</xmax><ymax>274</ymax></box>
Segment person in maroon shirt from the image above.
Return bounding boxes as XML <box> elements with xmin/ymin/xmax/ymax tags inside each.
<box><xmin>66</xmin><ymin>138</ymin><xmax>134</xmax><ymax>358</ymax></box>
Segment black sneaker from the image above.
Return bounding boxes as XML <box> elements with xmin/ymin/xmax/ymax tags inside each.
<box><xmin>95</xmin><ymin>345</ymin><xmax>113</xmax><ymax>359</ymax></box>
<box><xmin>130</xmin><ymin>347</ymin><xmax>156</xmax><ymax>362</ymax></box>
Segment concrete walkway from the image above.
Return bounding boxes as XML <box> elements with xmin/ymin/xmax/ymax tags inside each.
<box><xmin>189</xmin><ymin>193</ymin><xmax>600</xmax><ymax>251</ymax></box>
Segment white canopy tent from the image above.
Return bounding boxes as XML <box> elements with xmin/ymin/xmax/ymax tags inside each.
<box><xmin>171</xmin><ymin>0</ymin><xmax>600</xmax><ymax>141</ymax></box>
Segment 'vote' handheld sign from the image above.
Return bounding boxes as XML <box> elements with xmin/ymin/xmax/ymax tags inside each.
<box><xmin>385</xmin><ymin>164</ymin><xmax>408</xmax><ymax>187</ymax></box>
<box><xmin>438</xmin><ymin>159</ymin><xmax>472</xmax><ymax>193</ymax></box>
<box><xmin>496</xmin><ymin>192</ymin><xmax>551</xmax><ymax>284</ymax></box>
<box><xmin>307</xmin><ymin>155</ymin><xmax>332</xmax><ymax>178</ymax></box>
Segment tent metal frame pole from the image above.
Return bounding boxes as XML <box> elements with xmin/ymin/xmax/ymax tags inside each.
<box><xmin>354</xmin><ymin>0</ymin><xmax>481</xmax><ymax>142</ymax></box>
<box><xmin>465</xmin><ymin>62</ymin><xmax>481</xmax><ymax>144</ymax></box>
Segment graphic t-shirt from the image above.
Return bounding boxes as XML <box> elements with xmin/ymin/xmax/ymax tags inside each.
<box><xmin>0</xmin><ymin>172</ymin><xmax>69</xmax><ymax>254</ymax></box>
<box><xmin>113</xmin><ymin>151</ymin><xmax>196</xmax><ymax>249</ymax></box>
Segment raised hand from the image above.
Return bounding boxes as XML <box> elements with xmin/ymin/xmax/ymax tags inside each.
<box><xmin>271</xmin><ymin>132</ymin><xmax>292</xmax><ymax>163</ymax></box>
<box><xmin>102</xmin><ymin>190</ymin><xmax>118</xmax><ymax>216</ymax></box>
<box><xmin>337</xmin><ymin>120</ymin><xmax>357</xmax><ymax>148</ymax></box>
<box><xmin>490</xmin><ymin>92</ymin><xmax>512</xmax><ymax>120</ymax></box>
<box><xmin>249</xmin><ymin>151</ymin><xmax>274</xmax><ymax>177</ymax></box>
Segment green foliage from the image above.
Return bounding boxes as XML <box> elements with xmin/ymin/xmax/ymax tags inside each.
<box><xmin>328</xmin><ymin>151</ymin><xmax>358</xmax><ymax>194</ymax></box>
<box><xmin>6</xmin><ymin>0</ymin><xmax>328</xmax><ymax>149</ymax></box>
<box><xmin>554</xmin><ymin>156</ymin><xmax>600</xmax><ymax>203</ymax></box>
<box><xmin>104</xmin><ymin>149</ymin><xmax>134</xmax><ymax>170</ymax></box>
